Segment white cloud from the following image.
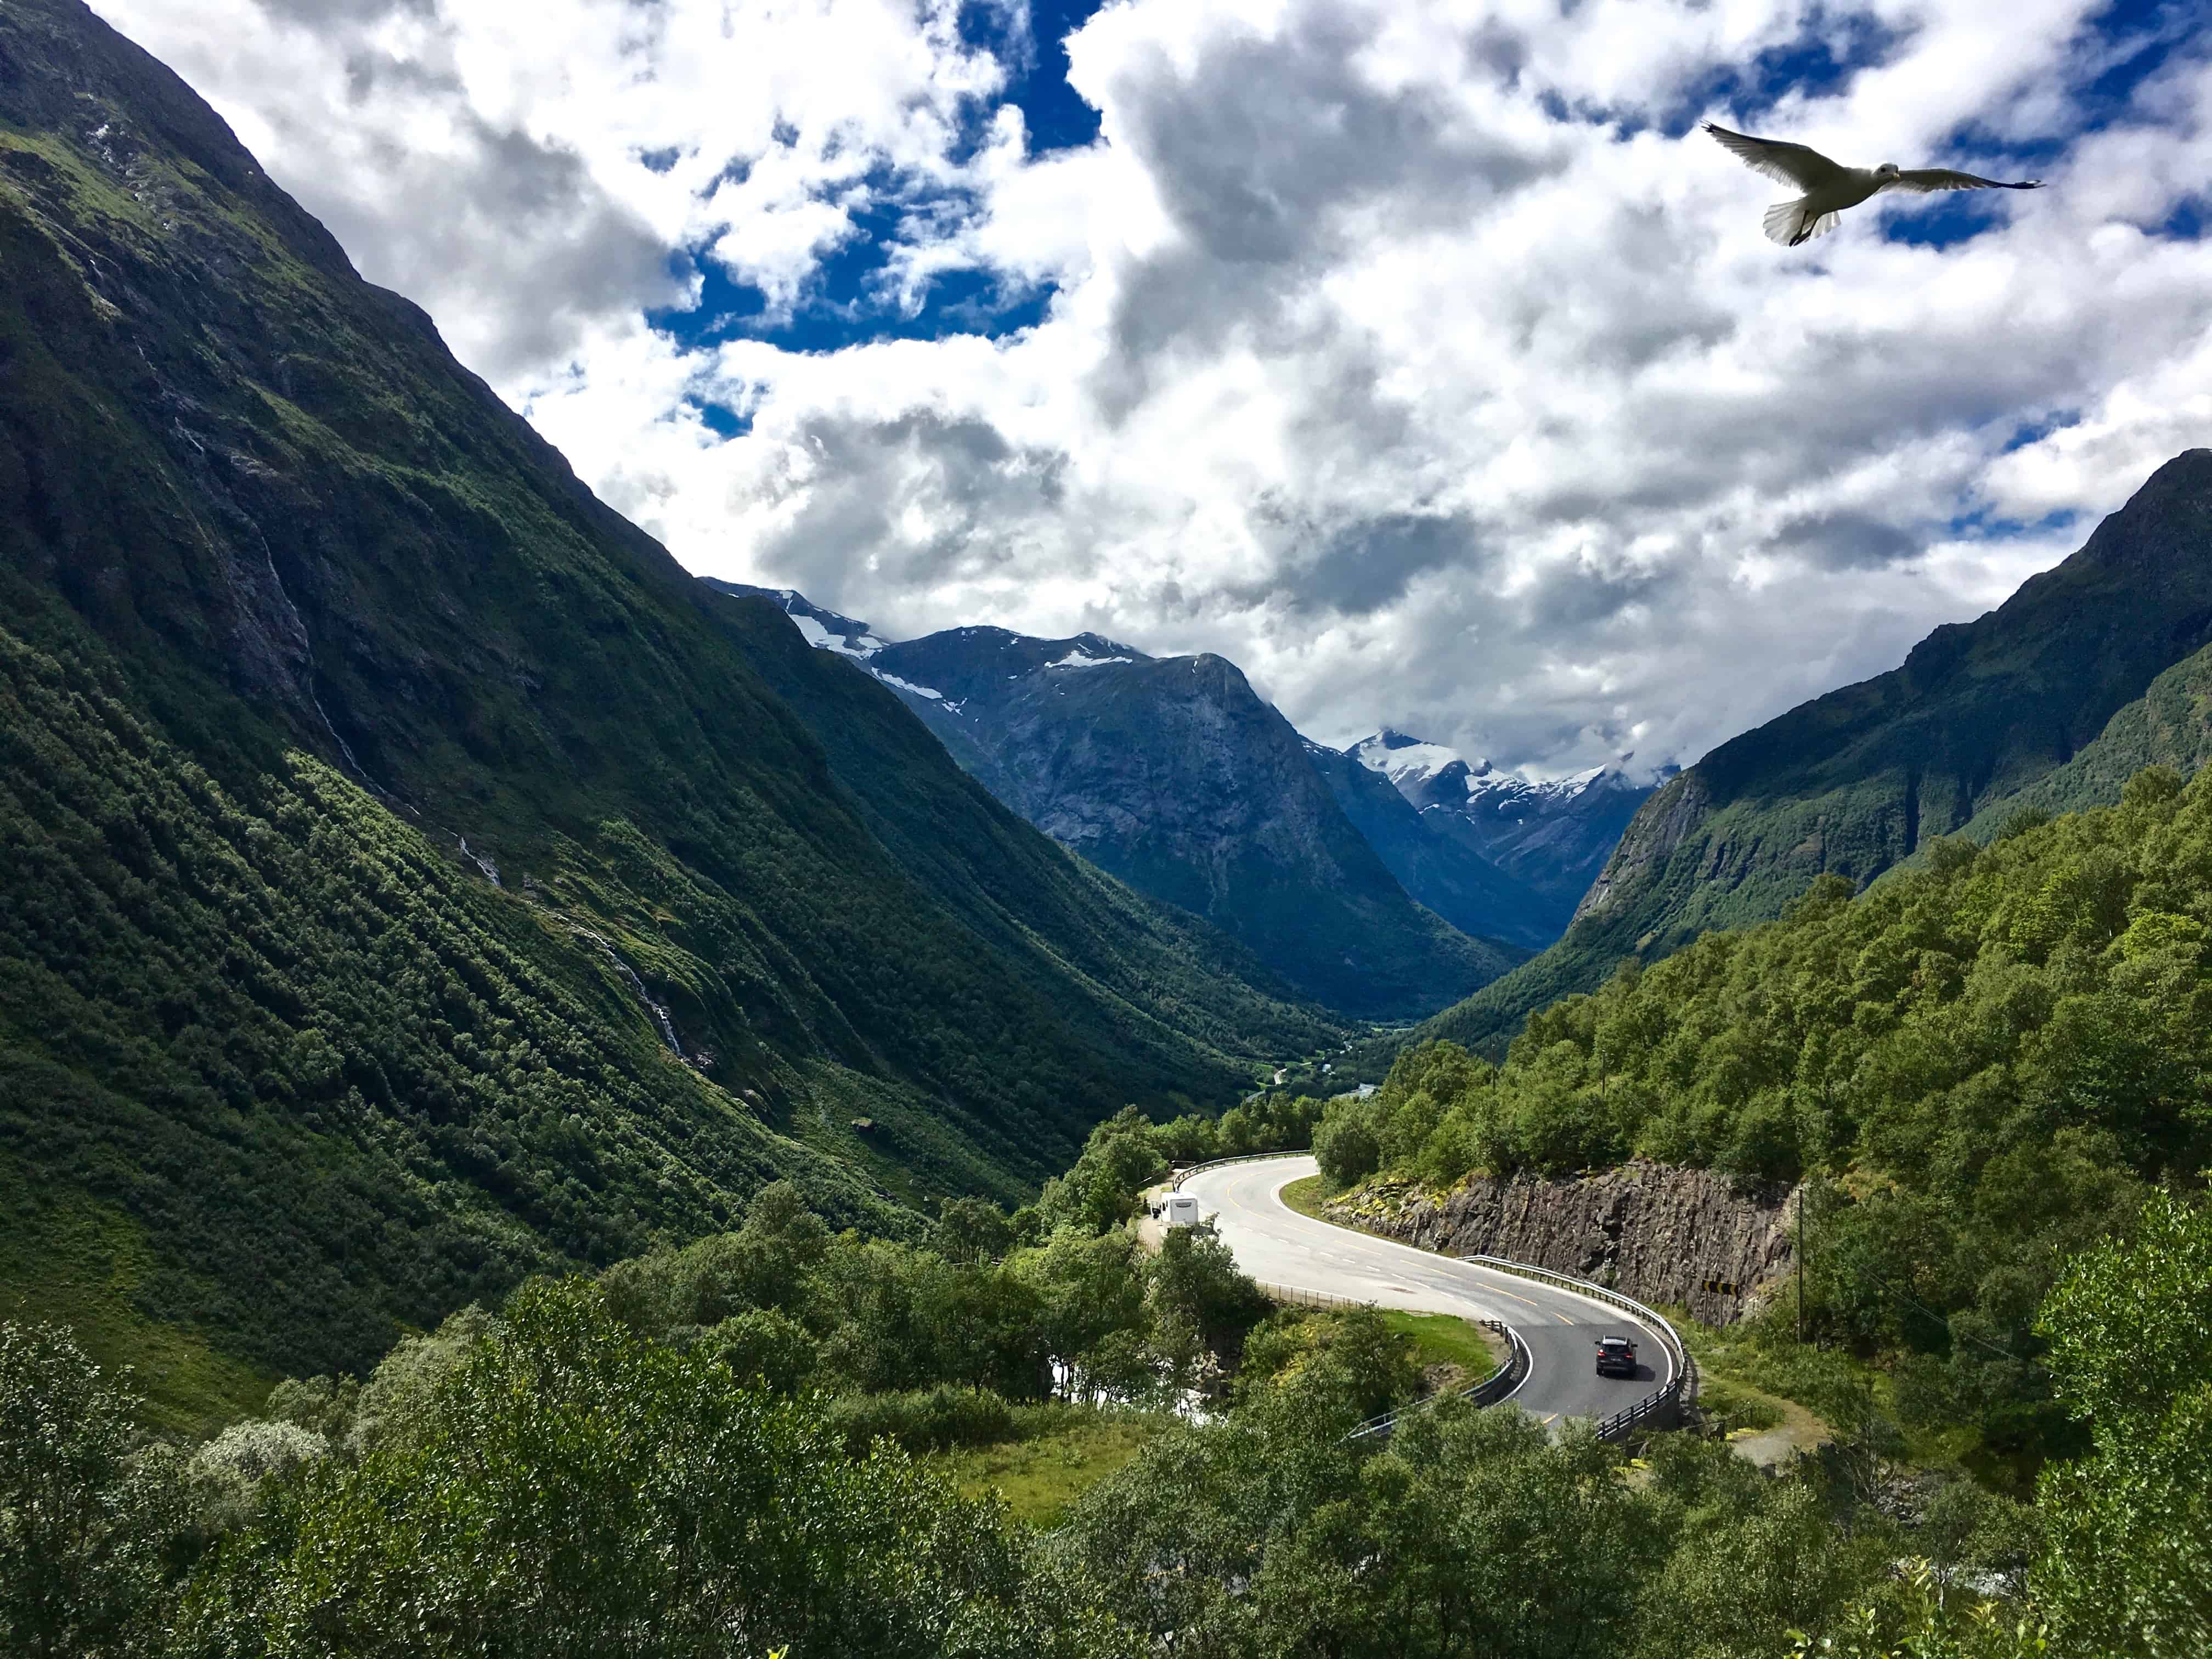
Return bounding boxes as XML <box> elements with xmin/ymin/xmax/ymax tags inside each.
<box><xmin>93</xmin><ymin>0</ymin><xmax>2212</xmax><ymax>775</ymax></box>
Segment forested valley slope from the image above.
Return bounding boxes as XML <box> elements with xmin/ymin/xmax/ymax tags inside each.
<box><xmin>0</xmin><ymin>0</ymin><xmax>1336</xmax><ymax>1415</ymax></box>
<box><xmin>2</xmin><ymin>5</ymin><xmax>2208</xmax><ymax>1657</ymax></box>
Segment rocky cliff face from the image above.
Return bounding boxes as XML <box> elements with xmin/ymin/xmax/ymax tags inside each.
<box><xmin>1327</xmin><ymin>1161</ymin><xmax>1798</xmax><ymax>1325</ymax></box>
<box><xmin>718</xmin><ymin>597</ymin><xmax>1530</xmax><ymax>1018</ymax></box>
<box><xmin>890</xmin><ymin>641</ymin><xmax>1529</xmax><ymax>1019</ymax></box>
<box><xmin>1304</xmin><ymin>740</ymin><xmax>1559</xmax><ymax>950</ymax></box>
<box><xmin>1571</xmin><ymin>770</ymin><xmax>1712</xmax><ymax>926</ymax></box>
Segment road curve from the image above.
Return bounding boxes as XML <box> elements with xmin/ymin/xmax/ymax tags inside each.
<box><xmin>1182</xmin><ymin>1155</ymin><xmax>1671</xmax><ymax>1427</ymax></box>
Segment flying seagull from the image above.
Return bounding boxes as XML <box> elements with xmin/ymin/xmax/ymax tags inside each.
<box><xmin>1703</xmin><ymin>122</ymin><xmax>2043</xmax><ymax>247</ymax></box>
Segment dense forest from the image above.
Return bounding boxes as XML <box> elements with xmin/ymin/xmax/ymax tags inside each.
<box><xmin>6</xmin><ymin>1132</ymin><xmax>2205</xmax><ymax>1657</ymax></box>
<box><xmin>1316</xmin><ymin>766</ymin><xmax>2212</xmax><ymax>1470</ymax></box>
<box><xmin>8</xmin><ymin>770</ymin><xmax>2210</xmax><ymax>1659</ymax></box>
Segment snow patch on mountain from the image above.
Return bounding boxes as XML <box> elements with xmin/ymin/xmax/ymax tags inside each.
<box><xmin>871</xmin><ymin>669</ymin><xmax>945</xmax><ymax>701</ymax></box>
<box><xmin>789</xmin><ymin>611</ymin><xmax>890</xmax><ymax>659</ymax></box>
<box><xmin>1047</xmin><ymin>648</ymin><xmax>1134</xmax><ymax>670</ymax></box>
<box><xmin>1351</xmin><ymin>730</ymin><xmax>1643</xmax><ymax>806</ymax></box>
<box><xmin>701</xmin><ymin>579</ymin><xmax>891</xmax><ymax>658</ymax></box>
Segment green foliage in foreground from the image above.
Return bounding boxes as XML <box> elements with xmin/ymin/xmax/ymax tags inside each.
<box><xmin>184</xmin><ymin>1283</ymin><xmax>1130</xmax><ymax>1659</ymax></box>
<box><xmin>10</xmin><ymin>1187</ymin><xmax>2211</xmax><ymax>1657</ymax></box>
<box><xmin>2033</xmin><ymin>1192</ymin><xmax>2212</xmax><ymax>1655</ymax></box>
<box><xmin>1319</xmin><ymin>768</ymin><xmax>2212</xmax><ymax>1462</ymax></box>
<box><xmin>0</xmin><ymin>1323</ymin><xmax>189</xmax><ymax>1659</ymax></box>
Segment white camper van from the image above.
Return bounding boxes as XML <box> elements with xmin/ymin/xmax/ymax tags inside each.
<box><xmin>1158</xmin><ymin>1194</ymin><xmax>1201</xmax><ymax>1229</ymax></box>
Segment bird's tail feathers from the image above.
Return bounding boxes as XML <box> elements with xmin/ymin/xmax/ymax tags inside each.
<box><xmin>1763</xmin><ymin>199</ymin><xmax>1841</xmax><ymax>247</ymax></box>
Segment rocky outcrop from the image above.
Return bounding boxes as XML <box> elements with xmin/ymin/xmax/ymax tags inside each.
<box><xmin>1328</xmin><ymin>1161</ymin><xmax>1798</xmax><ymax>1326</ymax></box>
<box><xmin>1571</xmin><ymin>770</ymin><xmax>1711</xmax><ymax>926</ymax></box>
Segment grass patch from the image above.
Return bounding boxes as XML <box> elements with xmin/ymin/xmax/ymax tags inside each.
<box><xmin>0</xmin><ymin>1169</ymin><xmax>270</xmax><ymax>1437</ymax></box>
<box><xmin>1277</xmin><ymin>1173</ymin><xmax>1334</xmax><ymax>1220</ymax></box>
<box><xmin>1685</xmin><ymin>1321</ymin><xmax>1877</xmax><ymax>1431</ymax></box>
<box><xmin>933</xmin><ymin>1408</ymin><xmax>1169</xmax><ymax>1528</ymax></box>
<box><xmin>1685</xmin><ymin>1319</ymin><xmax>2008</xmax><ymax>1478</ymax></box>
<box><xmin>1691</xmin><ymin>1371</ymin><xmax>1787</xmax><ymax>1434</ymax></box>
<box><xmin>1380</xmin><ymin>1310</ymin><xmax>1501</xmax><ymax>1383</ymax></box>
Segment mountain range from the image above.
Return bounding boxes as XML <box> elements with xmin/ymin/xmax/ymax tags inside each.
<box><xmin>1343</xmin><ymin>730</ymin><xmax>1660</xmax><ymax>932</ymax></box>
<box><xmin>11</xmin><ymin>0</ymin><xmax>2212</xmax><ymax>1431</ymax></box>
<box><xmin>713</xmin><ymin>584</ymin><xmax>1665</xmax><ymax>979</ymax></box>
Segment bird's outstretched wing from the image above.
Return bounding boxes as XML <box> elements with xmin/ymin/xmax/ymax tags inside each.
<box><xmin>1703</xmin><ymin>122</ymin><xmax>1847</xmax><ymax>190</ymax></box>
<box><xmin>1884</xmin><ymin>167</ymin><xmax>2044</xmax><ymax>193</ymax></box>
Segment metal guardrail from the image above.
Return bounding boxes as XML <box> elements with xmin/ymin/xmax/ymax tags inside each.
<box><xmin>1186</xmin><ymin>1153</ymin><xmax>1696</xmax><ymax>1443</ymax></box>
<box><xmin>1170</xmin><ymin>1150</ymin><xmax>1308</xmax><ymax>1188</ymax></box>
<box><xmin>1348</xmin><ymin>1320</ymin><xmax>1532</xmax><ymax>1440</ymax></box>
<box><xmin>1249</xmin><ymin>1281</ymin><xmax>1531</xmax><ymax>1441</ymax></box>
<box><xmin>1455</xmin><ymin>1255</ymin><xmax>1696</xmax><ymax>1440</ymax></box>
<box><xmin>1252</xmin><ymin>1281</ymin><xmax>1364</xmax><ymax>1310</ymax></box>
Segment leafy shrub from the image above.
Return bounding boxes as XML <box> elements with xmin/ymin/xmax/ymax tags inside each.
<box><xmin>821</xmin><ymin>1385</ymin><xmax>1022</xmax><ymax>1456</ymax></box>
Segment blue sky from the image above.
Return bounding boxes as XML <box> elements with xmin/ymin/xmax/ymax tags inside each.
<box><xmin>652</xmin><ymin>0</ymin><xmax>1111</xmax><ymax>380</ymax></box>
<box><xmin>649</xmin><ymin>0</ymin><xmax>2202</xmax><ymax>377</ymax></box>
<box><xmin>99</xmin><ymin>0</ymin><xmax>2212</xmax><ymax>773</ymax></box>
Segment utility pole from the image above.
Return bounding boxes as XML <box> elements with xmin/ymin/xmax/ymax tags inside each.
<box><xmin>1796</xmin><ymin>1182</ymin><xmax>1805</xmax><ymax>1344</ymax></box>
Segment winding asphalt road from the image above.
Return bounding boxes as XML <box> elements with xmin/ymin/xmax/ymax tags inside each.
<box><xmin>1181</xmin><ymin>1155</ymin><xmax>1671</xmax><ymax>1427</ymax></box>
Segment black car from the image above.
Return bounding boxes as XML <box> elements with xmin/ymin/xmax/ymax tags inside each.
<box><xmin>1594</xmin><ymin>1336</ymin><xmax>1638</xmax><ymax>1377</ymax></box>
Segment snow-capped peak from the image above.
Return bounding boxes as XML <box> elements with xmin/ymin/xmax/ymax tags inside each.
<box><xmin>702</xmin><ymin>579</ymin><xmax>891</xmax><ymax>658</ymax></box>
<box><xmin>1349</xmin><ymin>730</ymin><xmax>1489</xmax><ymax>790</ymax></box>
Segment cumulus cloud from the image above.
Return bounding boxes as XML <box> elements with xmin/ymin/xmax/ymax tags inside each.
<box><xmin>92</xmin><ymin>0</ymin><xmax>2212</xmax><ymax>776</ymax></box>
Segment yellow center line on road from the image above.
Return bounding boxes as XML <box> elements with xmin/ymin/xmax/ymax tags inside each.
<box><xmin>1487</xmin><ymin>1286</ymin><xmax>1545</xmax><ymax>1313</ymax></box>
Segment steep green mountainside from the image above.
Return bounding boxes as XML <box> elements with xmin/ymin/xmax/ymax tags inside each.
<box><xmin>0</xmin><ymin>0</ymin><xmax>1333</xmax><ymax>1409</ymax></box>
<box><xmin>1955</xmin><ymin>635</ymin><xmax>2212</xmax><ymax>836</ymax></box>
<box><xmin>1387</xmin><ymin>449</ymin><xmax>2212</xmax><ymax>1060</ymax></box>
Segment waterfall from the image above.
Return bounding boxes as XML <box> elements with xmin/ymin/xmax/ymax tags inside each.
<box><xmin>569</xmin><ymin>927</ymin><xmax>685</xmax><ymax>1057</ymax></box>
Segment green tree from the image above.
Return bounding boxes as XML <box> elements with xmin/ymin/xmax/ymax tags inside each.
<box><xmin>2032</xmin><ymin>1191</ymin><xmax>2212</xmax><ymax>1657</ymax></box>
<box><xmin>1314</xmin><ymin>1105</ymin><xmax>1381</xmax><ymax>1188</ymax></box>
<box><xmin>1235</xmin><ymin>1306</ymin><xmax>1421</xmax><ymax>1422</ymax></box>
<box><xmin>693</xmin><ymin>1307</ymin><xmax>820</xmax><ymax>1394</ymax></box>
<box><xmin>177</xmin><ymin>1280</ymin><xmax>1131</xmax><ymax>1658</ymax></box>
<box><xmin>1147</xmin><ymin>1224</ymin><xmax>1271</xmax><ymax>1355</ymax></box>
<box><xmin>928</xmin><ymin>1196</ymin><xmax>1017</xmax><ymax>1266</ymax></box>
<box><xmin>1038</xmin><ymin>1109</ymin><xmax>1167</xmax><ymax>1235</ymax></box>
<box><xmin>0</xmin><ymin>1323</ymin><xmax>188</xmax><ymax>1658</ymax></box>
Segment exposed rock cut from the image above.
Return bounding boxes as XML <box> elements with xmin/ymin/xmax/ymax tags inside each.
<box><xmin>1327</xmin><ymin>1160</ymin><xmax>1798</xmax><ymax>1326</ymax></box>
